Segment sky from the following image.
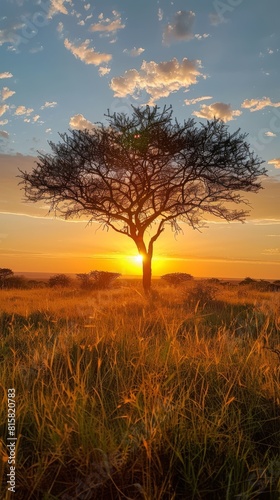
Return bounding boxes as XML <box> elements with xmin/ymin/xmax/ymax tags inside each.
<box><xmin>0</xmin><ymin>0</ymin><xmax>280</xmax><ymax>279</ymax></box>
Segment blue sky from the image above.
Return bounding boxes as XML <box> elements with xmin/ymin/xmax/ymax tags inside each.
<box><xmin>1</xmin><ymin>0</ymin><xmax>280</xmax><ymax>277</ymax></box>
<box><xmin>1</xmin><ymin>0</ymin><xmax>279</xmax><ymax>161</ymax></box>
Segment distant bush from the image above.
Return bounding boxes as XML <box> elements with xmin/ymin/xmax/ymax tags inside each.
<box><xmin>1</xmin><ymin>275</ymin><xmax>28</xmax><ymax>289</ymax></box>
<box><xmin>76</xmin><ymin>271</ymin><xmax>121</xmax><ymax>290</ymax></box>
<box><xmin>239</xmin><ymin>278</ymin><xmax>280</xmax><ymax>292</ymax></box>
<box><xmin>26</xmin><ymin>280</ymin><xmax>47</xmax><ymax>289</ymax></box>
<box><xmin>186</xmin><ymin>281</ymin><xmax>218</xmax><ymax>309</ymax></box>
<box><xmin>48</xmin><ymin>274</ymin><xmax>72</xmax><ymax>288</ymax></box>
<box><xmin>0</xmin><ymin>268</ymin><xmax>14</xmax><ymax>288</ymax></box>
<box><xmin>161</xmin><ymin>273</ymin><xmax>193</xmax><ymax>286</ymax></box>
<box><xmin>239</xmin><ymin>277</ymin><xmax>257</xmax><ymax>286</ymax></box>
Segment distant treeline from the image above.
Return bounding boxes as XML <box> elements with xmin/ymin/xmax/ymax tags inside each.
<box><xmin>1</xmin><ymin>268</ymin><xmax>280</xmax><ymax>291</ymax></box>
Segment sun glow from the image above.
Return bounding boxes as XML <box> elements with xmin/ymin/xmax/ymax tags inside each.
<box><xmin>133</xmin><ymin>254</ymin><xmax>143</xmax><ymax>264</ymax></box>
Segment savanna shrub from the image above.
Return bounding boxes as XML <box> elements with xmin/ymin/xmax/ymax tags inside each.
<box><xmin>48</xmin><ymin>274</ymin><xmax>72</xmax><ymax>288</ymax></box>
<box><xmin>186</xmin><ymin>281</ymin><xmax>218</xmax><ymax>308</ymax></box>
<box><xmin>76</xmin><ymin>271</ymin><xmax>121</xmax><ymax>290</ymax></box>
<box><xmin>161</xmin><ymin>272</ymin><xmax>193</xmax><ymax>286</ymax></box>
<box><xmin>0</xmin><ymin>275</ymin><xmax>28</xmax><ymax>289</ymax></box>
<box><xmin>0</xmin><ymin>268</ymin><xmax>14</xmax><ymax>288</ymax></box>
<box><xmin>239</xmin><ymin>277</ymin><xmax>257</xmax><ymax>286</ymax></box>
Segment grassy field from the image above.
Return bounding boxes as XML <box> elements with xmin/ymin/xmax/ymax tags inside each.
<box><xmin>0</xmin><ymin>280</ymin><xmax>280</xmax><ymax>499</ymax></box>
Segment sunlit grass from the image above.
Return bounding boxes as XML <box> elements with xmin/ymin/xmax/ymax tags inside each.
<box><xmin>0</xmin><ymin>281</ymin><xmax>279</xmax><ymax>498</ymax></box>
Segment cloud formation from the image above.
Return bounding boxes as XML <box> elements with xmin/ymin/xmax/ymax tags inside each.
<box><xmin>57</xmin><ymin>22</ymin><xmax>64</xmax><ymax>34</ymax></box>
<box><xmin>192</xmin><ymin>102</ymin><xmax>242</xmax><ymax>122</ymax></box>
<box><xmin>0</xmin><ymin>130</ymin><xmax>9</xmax><ymax>139</ymax></box>
<box><xmin>64</xmin><ymin>38</ymin><xmax>112</xmax><ymax>66</ymax></box>
<box><xmin>69</xmin><ymin>114</ymin><xmax>95</xmax><ymax>130</ymax></box>
<box><xmin>0</xmin><ymin>26</ymin><xmax>22</xmax><ymax>48</ymax></box>
<box><xmin>185</xmin><ymin>96</ymin><xmax>212</xmax><ymax>105</ymax></box>
<box><xmin>0</xmin><ymin>72</ymin><xmax>13</xmax><ymax>79</ymax></box>
<box><xmin>163</xmin><ymin>10</ymin><xmax>195</xmax><ymax>44</ymax></box>
<box><xmin>268</xmin><ymin>158</ymin><xmax>280</xmax><ymax>169</ymax></box>
<box><xmin>123</xmin><ymin>47</ymin><xmax>145</xmax><ymax>57</ymax></box>
<box><xmin>242</xmin><ymin>97</ymin><xmax>280</xmax><ymax>112</ymax></box>
<box><xmin>262</xmin><ymin>248</ymin><xmax>279</xmax><ymax>255</ymax></box>
<box><xmin>14</xmin><ymin>106</ymin><xmax>34</xmax><ymax>116</ymax></box>
<box><xmin>48</xmin><ymin>0</ymin><xmax>73</xmax><ymax>19</ymax></box>
<box><xmin>110</xmin><ymin>57</ymin><xmax>204</xmax><ymax>103</ymax></box>
<box><xmin>40</xmin><ymin>101</ymin><xmax>57</xmax><ymax>110</ymax></box>
<box><xmin>162</xmin><ymin>10</ymin><xmax>208</xmax><ymax>45</ymax></box>
<box><xmin>90</xmin><ymin>11</ymin><xmax>125</xmax><ymax>34</ymax></box>
<box><xmin>1</xmin><ymin>87</ymin><xmax>15</xmax><ymax>101</ymax></box>
<box><xmin>98</xmin><ymin>67</ymin><xmax>111</xmax><ymax>77</ymax></box>
<box><xmin>158</xmin><ymin>8</ymin><xmax>163</xmax><ymax>22</ymax></box>
<box><xmin>0</xmin><ymin>104</ymin><xmax>9</xmax><ymax>117</ymax></box>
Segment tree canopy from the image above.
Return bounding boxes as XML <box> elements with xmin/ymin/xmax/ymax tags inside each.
<box><xmin>19</xmin><ymin>105</ymin><xmax>266</xmax><ymax>294</ymax></box>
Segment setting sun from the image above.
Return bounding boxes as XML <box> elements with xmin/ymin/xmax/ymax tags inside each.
<box><xmin>133</xmin><ymin>254</ymin><xmax>144</xmax><ymax>264</ymax></box>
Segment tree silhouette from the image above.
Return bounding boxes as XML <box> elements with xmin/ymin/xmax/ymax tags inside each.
<box><xmin>19</xmin><ymin>106</ymin><xmax>266</xmax><ymax>294</ymax></box>
<box><xmin>0</xmin><ymin>268</ymin><xmax>14</xmax><ymax>288</ymax></box>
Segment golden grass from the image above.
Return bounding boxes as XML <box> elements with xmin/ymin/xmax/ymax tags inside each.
<box><xmin>0</xmin><ymin>281</ymin><xmax>279</xmax><ymax>499</ymax></box>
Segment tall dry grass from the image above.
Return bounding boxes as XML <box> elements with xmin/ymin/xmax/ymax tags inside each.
<box><xmin>0</xmin><ymin>281</ymin><xmax>279</xmax><ymax>499</ymax></box>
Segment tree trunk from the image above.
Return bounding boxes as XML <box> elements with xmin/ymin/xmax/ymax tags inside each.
<box><xmin>142</xmin><ymin>252</ymin><xmax>152</xmax><ymax>296</ymax></box>
<box><xmin>133</xmin><ymin>236</ymin><xmax>153</xmax><ymax>295</ymax></box>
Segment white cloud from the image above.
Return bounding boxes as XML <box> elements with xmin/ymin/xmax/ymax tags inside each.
<box><xmin>0</xmin><ymin>119</ymin><xmax>8</xmax><ymax>125</ymax></box>
<box><xmin>78</xmin><ymin>20</ymin><xmax>85</xmax><ymax>26</ymax></box>
<box><xmin>57</xmin><ymin>22</ymin><xmax>64</xmax><ymax>33</ymax></box>
<box><xmin>98</xmin><ymin>67</ymin><xmax>111</xmax><ymax>77</ymax></box>
<box><xmin>123</xmin><ymin>47</ymin><xmax>145</xmax><ymax>57</ymax></box>
<box><xmin>194</xmin><ymin>33</ymin><xmax>210</xmax><ymax>40</ymax></box>
<box><xmin>40</xmin><ymin>101</ymin><xmax>57</xmax><ymax>110</ymax></box>
<box><xmin>69</xmin><ymin>113</ymin><xmax>95</xmax><ymax>130</ymax></box>
<box><xmin>0</xmin><ymin>130</ymin><xmax>9</xmax><ymax>138</ymax></box>
<box><xmin>84</xmin><ymin>3</ymin><xmax>90</xmax><ymax>11</ymax></box>
<box><xmin>0</xmin><ymin>104</ymin><xmax>9</xmax><ymax>117</ymax></box>
<box><xmin>90</xmin><ymin>11</ymin><xmax>125</xmax><ymax>34</ymax></box>
<box><xmin>24</xmin><ymin>118</ymin><xmax>30</xmax><ymax>123</ymax></box>
<box><xmin>1</xmin><ymin>87</ymin><xmax>15</xmax><ymax>101</ymax></box>
<box><xmin>64</xmin><ymin>38</ymin><xmax>112</xmax><ymax>66</ymax></box>
<box><xmin>185</xmin><ymin>96</ymin><xmax>212</xmax><ymax>105</ymax></box>
<box><xmin>110</xmin><ymin>57</ymin><xmax>204</xmax><ymax>104</ymax></box>
<box><xmin>48</xmin><ymin>0</ymin><xmax>73</xmax><ymax>18</ymax></box>
<box><xmin>29</xmin><ymin>45</ymin><xmax>44</xmax><ymax>54</ymax></box>
<box><xmin>241</xmin><ymin>97</ymin><xmax>280</xmax><ymax>112</ymax></box>
<box><xmin>46</xmin><ymin>128</ymin><xmax>52</xmax><ymax>133</ymax></box>
<box><xmin>0</xmin><ymin>72</ymin><xmax>13</xmax><ymax>79</ymax></box>
<box><xmin>33</xmin><ymin>115</ymin><xmax>40</xmax><ymax>122</ymax></box>
<box><xmin>268</xmin><ymin>158</ymin><xmax>280</xmax><ymax>169</ymax></box>
<box><xmin>265</xmin><ymin>131</ymin><xmax>277</xmax><ymax>137</ymax></box>
<box><xmin>158</xmin><ymin>8</ymin><xmax>163</xmax><ymax>22</ymax></box>
<box><xmin>14</xmin><ymin>106</ymin><xmax>34</xmax><ymax>116</ymax></box>
<box><xmin>0</xmin><ymin>26</ymin><xmax>23</xmax><ymax>48</ymax></box>
<box><xmin>163</xmin><ymin>10</ymin><xmax>195</xmax><ymax>44</ymax></box>
<box><xmin>192</xmin><ymin>102</ymin><xmax>242</xmax><ymax>122</ymax></box>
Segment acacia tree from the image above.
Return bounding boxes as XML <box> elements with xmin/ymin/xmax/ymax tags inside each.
<box><xmin>0</xmin><ymin>268</ymin><xmax>14</xmax><ymax>288</ymax></box>
<box><xmin>19</xmin><ymin>106</ymin><xmax>266</xmax><ymax>295</ymax></box>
